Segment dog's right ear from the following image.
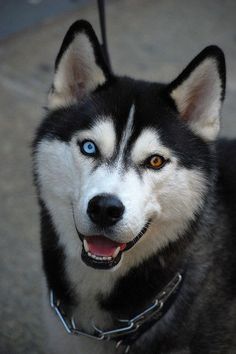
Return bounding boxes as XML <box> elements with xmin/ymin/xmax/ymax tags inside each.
<box><xmin>168</xmin><ymin>46</ymin><xmax>226</xmax><ymax>141</ymax></box>
<box><xmin>48</xmin><ymin>20</ymin><xmax>111</xmax><ymax>109</ymax></box>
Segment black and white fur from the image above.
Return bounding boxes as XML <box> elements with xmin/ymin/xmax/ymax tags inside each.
<box><xmin>33</xmin><ymin>20</ymin><xmax>236</xmax><ymax>354</ymax></box>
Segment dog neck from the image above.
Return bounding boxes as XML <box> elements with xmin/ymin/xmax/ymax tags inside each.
<box><xmin>49</xmin><ymin>270</ymin><xmax>183</xmax><ymax>350</ymax></box>
<box><xmin>48</xmin><ymin>230</ymin><xmax>189</xmax><ymax>335</ymax></box>
<box><xmin>41</xmin><ymin>201</ymin><xmax>205</xmax><ymax>341</ymax></box>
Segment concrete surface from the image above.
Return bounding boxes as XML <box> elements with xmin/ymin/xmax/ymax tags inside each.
<box><xmin>0</xmin><ymin>0</ymin><xmax>236</xmax><ymax>353</ymax></box>
<box><xmin>0</xmin><ymin>0</ymin><xmax>90</xmax><ymax>40</ymax></box>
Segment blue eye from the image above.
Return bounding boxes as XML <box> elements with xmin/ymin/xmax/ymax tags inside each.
<box><xmin>80</xmin><ymin>140</ymin><xmax>98</xmax><ymax>156</ymax></box>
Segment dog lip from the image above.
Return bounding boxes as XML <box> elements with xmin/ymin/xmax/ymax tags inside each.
<box><xmin>81</xmin><ymin>247</ymin><xmax>122</xmax><ymax>269</ymax></box>
<box><xmin>73</xmin><ymin>217</ymin><xmax>151</xmax><ymax>269</ymax></box>
<box><xmin>71</xmin><ymin>203</ymin><xmax>151</xmax><ymax>268</ymax></box>
<box><xmin>76</xmin><ymin>220</ymin><xmax>151</xmax><ymax>253</ymax></box>
<box><xmin>124</xmin><ymin>219</ymin><xmax>151</xmax><ymax>252</ymax></box>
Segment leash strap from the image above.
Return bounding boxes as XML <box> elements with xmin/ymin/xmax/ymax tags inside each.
<box><xmin>97</xmin><ymin>0</ymin><xmax>112</xmax><ymax>71</ymax></box>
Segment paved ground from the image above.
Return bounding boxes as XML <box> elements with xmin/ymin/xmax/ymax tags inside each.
<box><xmin>0</xmin><ymin>0</ymin><xmax>90</xmax><ymax>40</ymax></box>
<box><xmin>0</xmin><ymin>0</ymin><xmax>236</xmax><ymax>353</ymax></box>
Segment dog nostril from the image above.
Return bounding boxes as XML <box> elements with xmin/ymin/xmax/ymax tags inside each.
<box><xmin>87</xmin><ymin>194</ymin><xmax>125</xmax><ymax>227</ymax></box>
<box><xmin>88</xmin><ymin>203</ymin><xmax>98</xmax><ymax>217</ymax></box>
<box><xmin>107</xmin><ymin>205</ymin><xmax>124</xmax><ymax>219</ymax></box>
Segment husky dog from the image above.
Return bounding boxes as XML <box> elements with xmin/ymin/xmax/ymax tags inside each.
<box><xmin>33</xmin><ymin>20</ymin><xmax>236</xmax><ymax>354</ymax></box>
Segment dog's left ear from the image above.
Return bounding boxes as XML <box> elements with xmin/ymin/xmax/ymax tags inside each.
<box><xmin>48</xmin><ymin>20</ymin><xmax>111</xmax><ymax>109</ymax></box>
<box><xmin>168</xmin><ymin>46</ymin><xmax>226</xmax><ymax>141</ymax></box>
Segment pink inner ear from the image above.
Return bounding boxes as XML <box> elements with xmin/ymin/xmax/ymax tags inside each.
<box><xmin>180</xmin><ymin>78</ymin><xmax>210</xmax><ymax>122</ymax></box>
<box><xmin>74</xmin><ymin>81</ymin><xmax>86</xmax><ymax>100</ymax></box>
<box><xmin>181</xmin><ymin>91</ymin><xmax>199</xmax><ymax>121</ymax></box>
<box><xmin>69</xmin><ymin>58</ymin><xmax>87</xmax><ymax>100</ymax></box>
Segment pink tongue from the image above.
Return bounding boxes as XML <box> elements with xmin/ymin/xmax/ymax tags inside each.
<box><xmin>85</xmin><ymin>236</ymin><xmax>126</xmax><ymax>257</ymax></box>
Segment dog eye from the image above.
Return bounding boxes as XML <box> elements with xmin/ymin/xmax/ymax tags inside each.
<box><xmin>145</xmin><ymin>155</ymin><xmax>167</xmax><ymax>169</ymax></box>
<box><xmin>80</xmin><ymin>140</ymin><xmax>98</xmax><ymax>157</ymax></box>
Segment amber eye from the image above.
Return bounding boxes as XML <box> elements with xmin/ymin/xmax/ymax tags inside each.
<box><xmin>146</xmin><ymin>155</ymin><xmax>166</xmax><ymax>169</ymax></box>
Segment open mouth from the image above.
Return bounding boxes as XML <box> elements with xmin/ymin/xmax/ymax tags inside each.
<box><xmin>75</xmin><ymin>222</ymin><xmax>151</xmax><ymax>270</ymax></box>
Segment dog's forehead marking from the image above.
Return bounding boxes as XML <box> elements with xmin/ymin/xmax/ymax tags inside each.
<box><xmin>116</xmin><ymin>104</ymin><xmax>135</xmax><ymax>165</ymax></box>
<box><xmin>131</xmin><ymin>128</ymin><xmax>172</xmax><ymax>163</ymax></box>
<box><xmin>76</xmin><ymin>117</ymin><xmax>116</xmax><ymax>159</ymax></box>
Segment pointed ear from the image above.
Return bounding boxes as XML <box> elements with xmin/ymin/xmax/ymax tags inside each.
<box><xmin>168</xmin><ymin>46</ymin><xmax>226</xmax><ymax>141</ymax></box>
<box><xmin>48</xmin><ymin>20</ymin><xmax>112</xmax><ymax>109</ymax></box>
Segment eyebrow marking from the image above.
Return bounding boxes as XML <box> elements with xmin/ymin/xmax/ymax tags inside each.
<box><xmin>116</xmin><ymin>104</ymin><xmax>135</xmax><ymax>166</ymax></box>
<box><xmin>76</xmin><ymin>117</ymin><xmax>116</xmax><ymax>159</ymax></box>
<box><xmin>131</xmin><ymin>128</ymin><xmax>172</xmax><ymax>163</ymax></box>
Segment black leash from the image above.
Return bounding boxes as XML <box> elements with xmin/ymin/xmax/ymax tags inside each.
<box><xmin>97</xmin><ymin>0</ymin><xmax>112</xmax><ymax>72</ymax></box>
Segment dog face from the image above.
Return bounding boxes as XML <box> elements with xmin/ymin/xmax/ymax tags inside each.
<box><xmin>33</xmin><ymin>21</ymin><xmax>225</xmax><ymax>271</ymax></box>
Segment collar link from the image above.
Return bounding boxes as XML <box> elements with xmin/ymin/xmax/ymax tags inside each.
<box><xmin>50</xmin><ymin>272</ymin><xmax>183</xmax><ymax>347</ymax></box>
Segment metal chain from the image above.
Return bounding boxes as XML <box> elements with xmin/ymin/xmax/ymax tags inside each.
<box><xmin>50</xmin><ymin>272</ymin><xmax>182</xmax><ymax>343</ymax></box>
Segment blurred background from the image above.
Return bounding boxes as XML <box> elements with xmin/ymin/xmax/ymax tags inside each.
<box><xmin>0</xmin><ymin>0</ymin><xmax>235</xmax><ymax>353</ymax></box>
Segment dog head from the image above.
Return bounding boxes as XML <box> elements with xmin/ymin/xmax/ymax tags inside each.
<box><xmin>33</xmin><ymin>21</ymin><xmax>225</xmax><ymax>271</ymax></box>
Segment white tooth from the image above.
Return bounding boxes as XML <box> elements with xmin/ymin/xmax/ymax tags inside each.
<box><xmin>87</xmin><ymin>252</ymin><xmax>112</xmax><ymax>261</ymax></box>
<box><xmin>83</xmin><ymin>239</ymin><xmax>89</xmax><ymax>253</ymax></box>
<box><xmin>112</xmin><ymin>247</ymin><xmax>120</xmax><ymax>259</ymax></box>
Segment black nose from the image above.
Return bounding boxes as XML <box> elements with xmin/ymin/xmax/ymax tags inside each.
<box><xmin>87</xmin><ymin>194</ymin><xmax>125</xmax><ymax>227</ymax></box>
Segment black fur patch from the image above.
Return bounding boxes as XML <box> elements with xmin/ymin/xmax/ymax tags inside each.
<box><xmin>34</xmin><ymin>76</ymin><xmax>215</xmax><ymax>172</ymax></box>
<box><xmin>39</xmin><ymin>200</ymin><xmax>76</xmax><ymax>309</ymax></box>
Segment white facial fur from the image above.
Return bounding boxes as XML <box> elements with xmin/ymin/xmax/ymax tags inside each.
<box><xmin>35</xmin><ymin>109</ymin><xmax>207</xmax><ymax>277</ymax></box>
<box><xmin>35</xmin><ymin>107</ymin><xmax>208</xmax><ymax>338</ymax></box>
